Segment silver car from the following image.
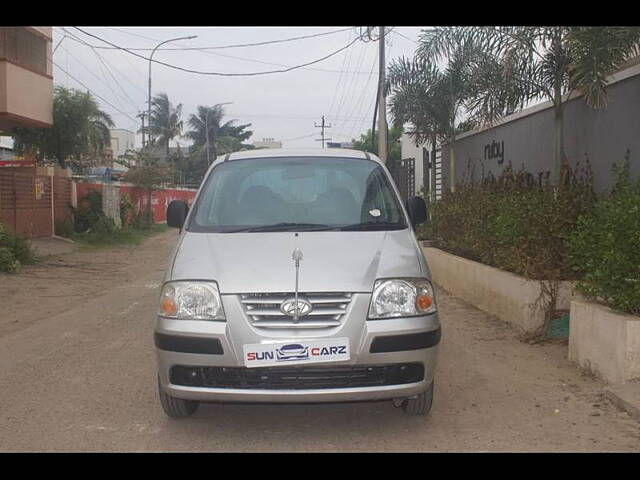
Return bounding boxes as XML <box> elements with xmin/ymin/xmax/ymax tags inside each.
<box><xmin>155</xmin><ymin>149</ymin><xmax>440</xmax><ymax>417</ymax></box>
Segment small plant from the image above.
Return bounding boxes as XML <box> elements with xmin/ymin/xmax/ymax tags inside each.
<box><xmin>55</xmin><ymin>218</ymin><xmax>75</xmax><ymax>238</ymax></box>
<box><xmin>91</xmin><ymin>216</ymin><xmax>117</xmax><ymax>236</ymax></box>
<box><xmin>73</xmin><ymin>189</ymin><xmax>105</xmax><ymax>233</ymax></box>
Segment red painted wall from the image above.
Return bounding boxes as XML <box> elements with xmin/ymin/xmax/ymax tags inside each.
<box><xmin>75</xmin><ymin>182</ymin><xmax>197</xmax><ymax>223</ymax></box>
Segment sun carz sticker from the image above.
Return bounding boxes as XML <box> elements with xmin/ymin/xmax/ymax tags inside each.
<box><xmin>243</xmin><ymin>338</ymin><xmax>350</xmax><ymax>368</ymax></box>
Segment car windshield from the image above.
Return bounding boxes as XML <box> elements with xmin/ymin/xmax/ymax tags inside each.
<box><xmin>189</xmin><ymin>156</ymin><xmax>407</xmax><ymax>232</ymax></box>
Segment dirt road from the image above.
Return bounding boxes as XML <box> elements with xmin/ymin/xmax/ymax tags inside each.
<box><xmin>1</xmin><ymin>230</ymin><xmax>638</xmax><ymax>451</ymax></box>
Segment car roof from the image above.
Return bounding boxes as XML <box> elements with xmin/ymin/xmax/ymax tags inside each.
<box><xmin>224</xmin><ymin>148</ymin><xmax>383</xmax><ymax>164</ymax></box>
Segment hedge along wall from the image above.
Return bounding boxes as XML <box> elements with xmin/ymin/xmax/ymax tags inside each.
<box><xmin>75</xmin><ymin>182</ymin><xmax>197</xmax><ymax>223</ymax></box>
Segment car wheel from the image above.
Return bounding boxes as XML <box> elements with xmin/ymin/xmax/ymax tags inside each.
<box><xmin>402</xmin><ymin>380</ymin><xmax>434</xmax><ymax>416</ymax></box>
<box><xmin>158</xmin><ymin>377</ymin><xmax>199</xmax><ymax>418</ymax></box>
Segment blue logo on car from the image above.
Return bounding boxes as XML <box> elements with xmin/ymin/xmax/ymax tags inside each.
<box><xmin>276</xmin><ymin>343</ymin><xmax>309</xmax><ymax>362</ymax></box>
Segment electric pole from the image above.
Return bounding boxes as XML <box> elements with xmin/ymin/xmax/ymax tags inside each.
<box><xmin>377</xmin><ymin>26</ymin><xmax>388</xmax><ymax>165</ymax></box>
<box><xmin>205</xmin><ymin>111</ymin><xmax>210</xmax><ymax>167</ymax></box>
<box><xmin>315</xmin><ymin>115</ymin><xmax>332</xmax><ymax>148</ymax></box>
<box><xmin>137</xmin><ymin>112</ymin><xmax>147</xmax><ymax>149</ymax></box>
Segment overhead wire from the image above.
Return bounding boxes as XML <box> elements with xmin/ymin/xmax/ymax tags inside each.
<box><xmin>73</xmin><ymin>27</ymin><xmax>364</xmax><ymax>77</ymax></box>
<box><xmin>330</xmin><ymin>41</ymin><xmax>367</xmax><ymax>130</ymax></box>
<box><xmin>100</xmin><ymin>26</ymin><xmax>356</xmax><ymax>50</ymax></box>
<box><xmin>343</xmin><ymin>56</ymin><xmax>379</xmax><ymax>140</ymax></box>
<box><xmin>60</xmin><ymin>28</ymin><xmax>149</xmax><ymax>96</ymax></box>
<box><xmin>54</xmin><ymin>41</ymin><xmax>134</xmax><ymax>115</ymax></box>
<box><xmin>326</xmin><ymin>29</ymin><xmax>354</xmax><ymax>116</ymax></box>
<box><xmin>331</xmin><ymin>41</ymin><xmax>371</xmax><ymax>139</ymax></box>
<box><xmin>51</xmin><ymin>60</ymin><xmax>138</xmax><ymax>123</ymax></box>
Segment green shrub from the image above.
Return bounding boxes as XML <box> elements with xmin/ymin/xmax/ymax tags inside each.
<box><xmin>568</xmin><ymin>160</ymin><xmax>640</xmax><ymax>315</ymax></box>
<box><xmin>119</xmin><ymin>194</ymin><xmax>135</xmax><ymax>227</ymax></box>
<box><xmin>91</xmin><ymin>215</ymin><xmax>117</xmax><ymax>235</ymax></box>
<box><xmin>0</xmin><ymin>222</ymin><xmax>35</xmax><ymax>273</ymax></box>
<box><xmin>0</xmin><ymin>247</ymin><xmax>20</xmax><ymax>273</ymax></box>
<box><xmin>55</xmin><ymin>218</ymin><xmax>74</xmax><ymax>238</ymax></box>
<box><xmin>73</xmin><ymin>189</ymin><xmax>104</xmax><ymax>233</ymax></box>
<box><xmin>426</xmin><ymin>161</ymin><xmax>595</xmax><ymax>281</ymax></box>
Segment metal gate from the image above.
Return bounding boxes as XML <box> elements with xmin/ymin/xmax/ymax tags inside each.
<box><xmin>0</xmin><ymin>172</ymin><xmax>74</xmax><ymax>237</ymax></box>
<box><xmin>0</xmin><ymin>172</ymin><xmax>53</xmax><ymax>237</ymax></box>
<box><xmin>431</xmin><ymin>148</ymin><xmax>443</xmax><ymax>200</ymax></box>
<box><xmin>391</xmin><ymin>158</ymin><xmax>415</xmax><ymax>202</ymax></box>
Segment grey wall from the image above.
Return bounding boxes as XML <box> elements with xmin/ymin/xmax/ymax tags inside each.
<box><xmin>441</xmin><ymin>72</ymin><xmax>640</xmax><ymax>193</ymax></box>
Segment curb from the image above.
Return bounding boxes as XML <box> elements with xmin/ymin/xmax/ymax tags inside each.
<box><xmin>604</xmin><ymin>383</ymin><xmax>640</xmax><ymax>421</ymax></box>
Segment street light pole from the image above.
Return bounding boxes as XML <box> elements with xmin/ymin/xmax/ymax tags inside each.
<box><xmin>147</xmin><ymin>35</ymin><xmax>197</xmax><ymax>149</ymax></box>
<box><xmin>377</xmin><ymin>26</ymin><xmax>388</xmax><ymax>165</ymax></box>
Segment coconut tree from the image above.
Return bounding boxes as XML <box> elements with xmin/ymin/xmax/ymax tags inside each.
<box><xmin>184</xmin><ymin>104</ymin><xmax>252</xmax><ymax>183</ymax></box>
<box><xmin>418</xmin><ymin>26</ymin><xmax>640</xmax><ymax>185</ymax></box>
<box><xmin>147</xmin><ymin>92</ymin><xmax>183</xmax><ymax>163</ymax></box>
<box><xmin>385</xmin><ymin>40</ymin><xmax>492</xmax><ymax>192</ymax></box>
<box><xmin>186</xmin><ymin>105</ymin><xmax>252</xmax><ymax>162</ymax></box>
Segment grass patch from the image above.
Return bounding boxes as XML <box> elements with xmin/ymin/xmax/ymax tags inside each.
<box><xmin>0</xmin><ymin>222</ymin><xmax>37</xmax><ymax>273</ymax></box>
<box><xmin>71</xmin><ymin>223</ymin><xmax>169</xmax><ymax>249</ymax></box>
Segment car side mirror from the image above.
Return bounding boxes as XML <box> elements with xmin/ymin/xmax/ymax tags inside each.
<box><xmin>406</xmin><ymin>196</ymin><xmax>428</xmax><ymax>227</ymax></box>
<box><xmin>167</xmin><ymin>200</ymin><xmax>189</xmax><ymax>229</ymax></box>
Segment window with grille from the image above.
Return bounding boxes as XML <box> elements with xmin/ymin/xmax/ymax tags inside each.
<box><xmin>0</xmin><ymin>27</ymin><xmax>47</xmax><ymax>76</ymax></box>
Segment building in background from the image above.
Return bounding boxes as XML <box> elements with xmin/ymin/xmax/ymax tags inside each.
<box><xmin>0</xmin><ymin>27</ymin><xmax>53</xmax><ymax>134</ymax></box>
<box><xmin>252</xmin><ymin>137</ymin><xmax>282</xmax><ymax>149</ymax></box>
<box><xmin>0</xmin><ymin>135</ymin><xmax>13</xmax><ymax>161</ymax></box>
<box><xmin>400</xmin><ymin>134</ymin><xmax>433</xmax><ymax>198</ymax></box>
<box><xmin>327</xmin><ymin>141</ymin><xmax>354</xmax><ymax>149</ymax></box>
<box><xmin>109</xmin><ymin>128</ymin><xmax>136</xmax><ymax>161</ymax></box>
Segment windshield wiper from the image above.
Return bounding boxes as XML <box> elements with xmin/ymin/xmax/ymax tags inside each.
<box><xmin>338</xmin><ymin>221</ymin><xmax>406</xmax><ymax>231</ymax></box>
<box><xmin>228</xmin><ymin>223</ymin><xmax>335</xmax><ymax>233</ymax></box>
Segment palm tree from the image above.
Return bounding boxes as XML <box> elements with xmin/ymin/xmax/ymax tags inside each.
<box><xmin>87</xmin><ymin>109</ymin><xmax>115</xmax><ymax>156</ymax></box>
<box><xmin>147</xmin><ymin>92</ymin><xmax>183</xmax><ymax>163</ymax></box>
<box><xmin>184</xmin><ymin>104</ymin><xmax>253</xmax><ymax>182</ymax></box>
<box><xmin>418</xmin><ymin>26</ymin><xmax>640</xmax><ymax>185</ymax></box>
<box><xmin>386</xmin><ymin>41</ymin><xmax>490</xmax><ymax>192</ymax></box>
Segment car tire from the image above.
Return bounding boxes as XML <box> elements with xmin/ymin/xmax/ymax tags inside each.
<box><xmin>158</xmin><ymin>377</ymin><xmax>199</xmax><ymax>418</ymax></box>
<box><xmin>402</xmin><ymin>380</ymin><xmax>434</xmax><ymax>416</ymax></box>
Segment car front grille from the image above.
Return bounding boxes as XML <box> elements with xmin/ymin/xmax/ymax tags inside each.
<box><xmin>239</xmin><ymin>292</ymin><xmax>353</xmax><ymax>329</ymax></box>
<box><xmin>170</xmin><ymin>363</ymin><xmax>424</xmax><ymax>390</ymax></box>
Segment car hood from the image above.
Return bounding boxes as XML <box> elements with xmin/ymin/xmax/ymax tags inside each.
<box><xmin>170</xmin><ymin>230</ymin><xmax>425</xmax><ymax>294</ymax></box>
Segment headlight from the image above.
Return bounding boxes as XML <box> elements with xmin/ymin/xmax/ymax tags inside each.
<box><xmin>158</xmin><ymin>281</ymin><xmax>225</xmax><ymax>320</ymax></box>
<box><xmin>368</xmin><ymin>278</ymin><xmax>437</xmax><ymax>319</ymax></box>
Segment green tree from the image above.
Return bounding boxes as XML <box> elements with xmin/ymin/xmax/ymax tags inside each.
<box><xmin>123</xmin><ymin>151</ymin><xmax>171</xmax><ymax>227</ymax></box>
<box><xmin>184</xmin><ymin>104</ymin><xmax>253</xmax><ymax>183</ymax></box>
<box><xmin>351</xmin><ymin>125</ymin><xmax>402</xmax><ymax>162</ymax></box>
<box><xmin>13</xmin><ymin>86</ymin><xmax>114</xmax><ymax>169</ymax></box>
<box><xmin>386</xmin><ymin>41</ymin><xmax>495</xmax><ymax>192</ymax></box>
<box><xmin>418</xmin><ymin>26</ymin><xmax>640</xmax><ymax>185</ymax></box>
<box><xmin>146</xmin><ymin>92</ymin><xmax>183</xmax><ymax>163</ymax></box>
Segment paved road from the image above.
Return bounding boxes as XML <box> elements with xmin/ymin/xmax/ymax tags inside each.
<box><xmin>1</xmin><ymin>230</ymin><xmax>639</xmax><ymax>452</ymax></box>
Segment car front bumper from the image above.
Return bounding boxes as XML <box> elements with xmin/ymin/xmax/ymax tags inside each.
<box><xmin>154</xmin><ymin>293</ymin><xmax>440</xmax><ymax>404</ymax></box>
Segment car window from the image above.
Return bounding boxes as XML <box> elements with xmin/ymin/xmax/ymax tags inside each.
<box><xmin>190</xmin><ymin>156</ymin><xmax>406</xmax><ymax>232</ymax></box>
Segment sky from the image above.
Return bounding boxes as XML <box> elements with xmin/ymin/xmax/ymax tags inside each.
<box><xmin>49</xmin><ymin>26</ymin><xmax>426</xmax><ymax>150</ymax></box>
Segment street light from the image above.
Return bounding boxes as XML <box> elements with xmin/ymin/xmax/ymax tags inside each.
<box><xmin>147</xmin><ymin>34</ymin><xmax>198</xmax><ymax>149</ymax></box>
<box><xmin>205</xmin><ymin>102</ymin><xmax>234</xmax><ymax>167</ymax></box>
